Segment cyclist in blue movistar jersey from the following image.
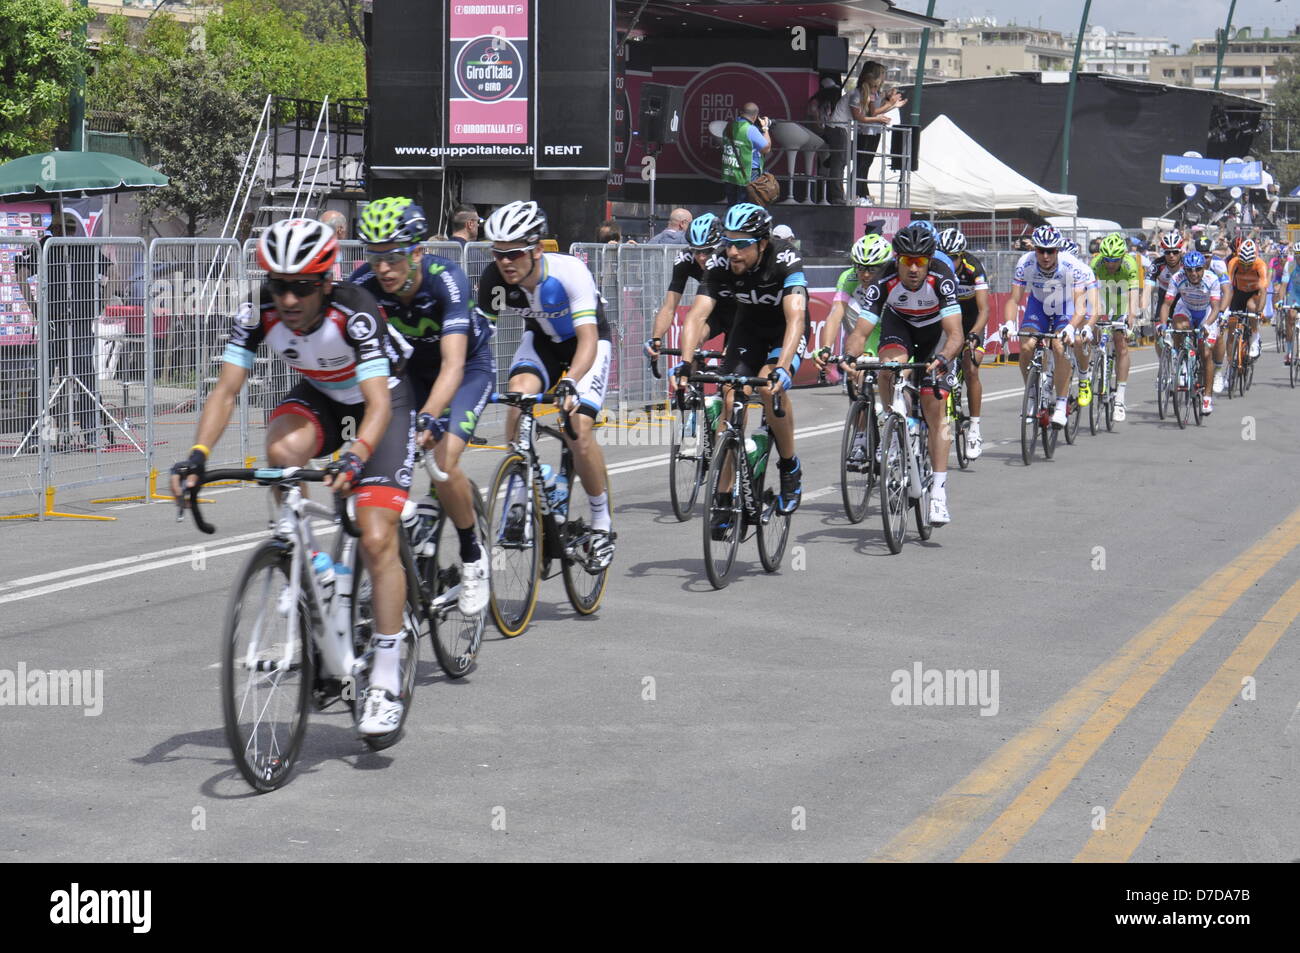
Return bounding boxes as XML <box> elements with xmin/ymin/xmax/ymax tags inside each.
<box><xmin>477</xmin><ymin>200</ymin><xmax>616</xmax><ymax>565</ymax></box>
<box><xmin>351</xmin><ymin>196</ymin><xmax>496</xmax><ymax>614</ymax></box>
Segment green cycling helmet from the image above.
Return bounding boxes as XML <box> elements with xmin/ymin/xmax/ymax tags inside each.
<box><xmin>851</xmin><ymin>233</ymin><xmax>892</xmax><ymax>268</ymax></box>
<box><xmin>1098</xmin><ymin>232</ymin><xmax>1127</xmax><ymax>259</ymax></box>
<box><xmin>358</xmin><ymin>196</ymin><xmax>429</xmax><ymax>245</ymax></box>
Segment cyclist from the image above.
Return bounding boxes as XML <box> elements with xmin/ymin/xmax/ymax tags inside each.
<box><xmin>1090</xmin><ymin>232</ymin><xmax>1141</xmax><ymax>422</ymax></box>
<box><xmin>350</xmin><ymin>197</ymin><xmax>495</xmax><ymax>615</ymax></box>
<box><xmin>476</xmin><ymin>200</ymin><xmax>616</xmax><ymax>565</ymax></box>
<box><xmin>841</xmin><ymin>222</ymin><xmax>963</xmax><ymax>525</ymax></box>
<box><xmin>1004</xmin><ymin>224</ymin><xmax>1089</xmax><ymax>427</ymax></box>
<box><xmin>938</xmin><ymin>227</ymin><xmax>990</xmax><ymax>457</ymax></box>
<box><xmin>170</xmin><ymin>219</ymin><xmax>416</xmax><ymax>736</ymax></box>
<box><xmin>1217</xmin><ymin>238</ymin><xmax>1269</xmax><ymax>389</ymax></box>
<box><xmin>811</xmin><ymin>233</ymin><xmax>892</xmax><ymax>393</ymax></box>
<box><xmin>676</xmin><ymin>203</ymin><xmax>808</xmax><ymax>524</ymax></box>
<box><xmin>1159</xmin><ymin>250</ymin><xmax>1221</xmax><ymax>416</ymax></box>
<box><xmin>1281</xmin><ymin>241</ymin><xmax>1300</xmax><ymax>366</ymax></box>
<box><xmin>1058</xmin><ymin>240</ymin><xmax>1100</xmax><ymax>408</ymax></box>
<box><xmin>644</xmin><ymin>212</ymin><xmax>732</xmax><ymax>390</ymax></box>
<box><xmin>1143</xmin><ymin>232</ymin><xmax>1184</xmax><ymax>339</ymax></box>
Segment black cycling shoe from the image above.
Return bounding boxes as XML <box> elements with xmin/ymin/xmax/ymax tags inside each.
<box><xmin>710</xmin><ymin>494</ymin><xmax>735</xmax><ymax>541</ymax></box>
<box><xmin>776</xmin><ymin>457</ymin><xmax>802</xmax><ymax>515</ymax></box>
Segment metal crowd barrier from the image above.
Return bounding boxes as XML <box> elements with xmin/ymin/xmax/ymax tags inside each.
<box><xmin>0</xmin><ymin>235</ymin><xmax>42</xmax><ymax>512</ymax></box>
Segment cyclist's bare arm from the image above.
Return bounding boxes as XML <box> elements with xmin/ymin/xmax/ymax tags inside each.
<box><xmin>679</xmin><ymin>293</ymin><xmax>717</xmax><ymax>370</ymax></box>
<box><xmin>971</xmin><ymin>287</ymin><xmax>991</xmax><ymax>340</ymax></box>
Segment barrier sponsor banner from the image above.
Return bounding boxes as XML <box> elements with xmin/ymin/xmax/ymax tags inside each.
<box><xmin>447</xmin><ymin>1</ymin><xmax>530</xmax><ymax>149</ymax></box>
<box><xmin>1159</xmin><ymin>155</ymin><xmax>1221</xmax><ymax>186</ymax></box>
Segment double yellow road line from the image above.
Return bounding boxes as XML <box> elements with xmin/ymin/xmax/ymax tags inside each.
<box><xmin>873</xmin><ymin>506</ymin><xmax>1300</xmax><ymax>863</ymax></box>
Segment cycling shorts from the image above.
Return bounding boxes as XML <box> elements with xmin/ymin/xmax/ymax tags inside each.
<box><xmin>407</xmin><ymin>346</ymin><xmax>497</xmax><ymax>443</ymax></box>
<box><xmin>1171</xmin><ymin>300</ymin><xmax>1212</xmax><ymax>327</ymax></box>
<box><xmin>1228</xmin><ymin>286</ymin><xmax>1259</xmax><ymax>313</ymax></box>
<box><xmin>270</xmin><ymin>380</ymin><xmax>415</xmax><ymax>512</ymax></box>
<box><xmin>1020</xmin><ymin>295</ymin><xmax>1072</xmax><ymax>334</ymax></box>
<box><xmin>720</xmin><ymin>321</ymin><xmax>804</xmax><ymax>378</ymax></box>
<box><xmin>878</xmin><ymin>309</ymin><xmax>945</xmax><ymax>362</ymax></box>
<box><xmin>508</xmin><ymin>330</ymin><xmax>612</xmax><ymax>418</ymax></box>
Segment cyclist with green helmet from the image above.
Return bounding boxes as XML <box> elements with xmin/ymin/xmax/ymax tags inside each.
<box><xmin>1090</xmin><ymin>232</ymin><xmax>1141</xmax><ymax>422</ymax></box>
<box><xmin>351</xmin><ymin>196</ymin><xmax>496</xmax><ymax>615</ymax></box>
<box><xmin>813</xmin><ymin>233</ymin><xmax>891</xmax><ymax>393</ymax></box>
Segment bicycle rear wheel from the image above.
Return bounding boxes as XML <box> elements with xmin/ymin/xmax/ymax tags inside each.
<box><xmin>487</xmin><ymin>454</ymin><xmax>542</xmax><ymax>637</ymax></box>
<box><xmin>880</xmin><ymin>414</ymin><xmax>909</xmax><ymax>554</ymax></box>
<box><xmin>222</xmin><ymin>540</ymin><xmax>311</xmax><ymax>793</ymax></box>
<box><xmin>1088</xmin><ymin>363</ymin><xmax>1101</xmax><ymax>435</ymax></box>
<box><xmin>703</xmin><ymin>433</ymin><xmax>743</xmax><ymax>589</ymax></box>
<box><xmin>1020</xmin><ymin>374</ymin><xmax>1039</xmax><ymax>466</ymax></box>
<box><xmin>1156</xmin><ymin>346</ymin><xmax>1169</xmax><ymax>417</ymax></box>
<box><xmin>1064</xmin><ymin>382</ymin><xmax>1081</xmax><ymax>445</ymax></box>
<box><xmin>425</xmin><ymin>487</ymin><xmax>488</xmax><ymax>678</ymax></box>
<box><xmin>669</xmin><ymin>402</ymin><xmax>705</xmax><ymax>521</ymax></box>
<box><xmin>1291</xmin><ymin>329</ymin><xmax>1299</xmax><ymax>388</ymax></box>
<box><xmin>914</xmin><ymin>437</ymin><xmax>933</xmax><ymax>542</ymax></box>
<box><xmin>561</xmin><ymin>465</ymin><xmax>611</xmax><ymax>615</ymax></box>
<box><xmin>840</xmin><ymin>397</ymin><xmax>874</xmax><ymax>522</ymax></box>
<box><xmin>756</xmin><ymin>456</ymin><xmax>791</xmax><ymax>573</ymax></box>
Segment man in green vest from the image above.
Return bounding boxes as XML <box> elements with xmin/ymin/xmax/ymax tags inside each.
<box><xmin>721</xmin><ymin>102</ymin><xmax>772</xmax><ymax>205</ymax></box>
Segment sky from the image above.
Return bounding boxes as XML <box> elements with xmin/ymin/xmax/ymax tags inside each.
<box><xmin>912</xmin><ymin>0</ymin><xmax>1298</xmax><ymax>52</ymax></box>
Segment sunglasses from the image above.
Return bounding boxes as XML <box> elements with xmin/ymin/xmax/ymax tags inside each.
<box><xmin>491</xmin><ymin>244</ymin><xmax>536</xmax><ymax>262</ymax></box>
<box><xmin>1102</xmin><ymin>256</ymin><xmax>1124</xmax><ymax>264</ymax></box>
<box><xmin>898</xmin><ymin>255</ymin><xmax>930</xmax><ymax>269</ymax></box>
<box><xmin>722</xmin><ymin>237</ymin><xmax>760</xmax><ymax>249</ymax></box>
<box><xmin>267</xmin><ymin>277</ymin><xmax>324</xmax><ymax>297</ymax></box>
<box><xmin>364</xmin><ymin>245</ymin><xmax>418</xmax><ymax>265</ymax></box>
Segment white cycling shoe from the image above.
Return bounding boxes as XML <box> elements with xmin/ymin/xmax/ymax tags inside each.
<box><xmin>357</xmin><ymin>687</ymin><xmax>404</xmax><ymax>736</ymax></box>
<box><xmin>929</xmin><ymin>498</ymin><xmax>951</xmax><ymax>525</ymax></box>
<box><xmin>458</xmin><ymin>551</ymin><xmax>490</xmax><ymax>616</ymax></box>
<box><xmin>1113</xmin><ymin>400</ymin><xmax>1126</xmax><ymax>422</ymax></box>
<box><xmin>966</xmin><ymin>428</ymin><xmax>983</xmax><ymax>460</ymax></box>
<box><xmin>1213</xmin><ymin>371</ymin><xmax>1225</xmax><ymax>394</ymax></box>
<box><xmin>1051</xmin><ymin>404</ymin><xmax>1068</xmax><ymax>426</ymax></box>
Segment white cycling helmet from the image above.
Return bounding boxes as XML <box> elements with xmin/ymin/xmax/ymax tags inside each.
<box><xmin>256</xmin><ymin>218</ymin><xmax>338</xmax><ymax>275</ymax></box>
<box><xmin>938</xmin><ymin>227</ymin><xmax>966</xmax><ymax>256</ymax></box>
<box><xmin>484</xmin><ymin>200</ymin><xmax>548</xmax><ymax>244</ymax></box>
<box><xmin>1238</xmin><ymin>239</ymin><xmax>1258</xmax><ymax>263</ymax></box>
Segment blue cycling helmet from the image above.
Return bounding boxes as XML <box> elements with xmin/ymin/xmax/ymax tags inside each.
<box><xmin>914</xmin><ymin>219</ymin><xmax>939</xmax><ymax>236</ymax></box>
<box><xmin>687</xmin><ymin>213</ymin><xmax>721</xmax><ymax>250</ymax></box>
<box><xmin>723</xmin><ymin>203</ymin><xmax>773</xmax><ymax>238</ymax></box>
<box><xmin>1031</xmin><ymin>225</ymin><xmax>1063</xmax><ymax>249</ymax></box>
<box><xmin>1182</xmin><ymin>250</ymin><xmax>1206</xmax><ymax>269</ymax></box>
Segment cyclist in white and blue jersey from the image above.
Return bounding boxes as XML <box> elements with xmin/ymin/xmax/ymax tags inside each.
<box><xmin>1003</xmin><ymin>225</ymin><xmax>1089</xmax><ymax>426</ymax></box>
<box><xmin>476</xmin><ymin>200</ymin><xmax>615</xmax><ymax>565</ymax></box>
<box><xmin>1280</xmin><ymin>241</ymin><xmax>1300</xmax><ymax>366</ymax></box>
<box><xmin>1159</xmin><ymin>250</ymin><xmax>1221</xmax><ymax>416</ymax></box>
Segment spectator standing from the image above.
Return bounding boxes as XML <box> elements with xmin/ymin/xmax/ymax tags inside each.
<box><xmin>648</xmin><ymin>208</ymin><xmax>692</xmax><ymax>245</ymax></box>
<box><xmin>449</xmin><ymin>205</ymin><xmax>480</xmax><ymax>246</ymax></box>
<box><xmin>720</xmin><ymin>103</ymin><xmax>771</xmax><ymax>205</ymax></box>
<box><xmin>807</xmin><ymin>77</ymin><xmax>852</xmax><ymax>204</ymax></box>
<box><xmin>850</xmin><ymin>62</ymin><xmax>906</xmax><ymax>204</ymax></box>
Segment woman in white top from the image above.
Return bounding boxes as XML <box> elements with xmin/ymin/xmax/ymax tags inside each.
<box><xmin>850</xmin><ymin>62</ymin><xmax>907</xmax><ymax>204</ymax></box>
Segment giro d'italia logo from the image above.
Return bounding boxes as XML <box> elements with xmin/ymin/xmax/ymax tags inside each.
<box><xmin>455</xmin><ymin>36</ymin><xmax>523</xmax><ymax>103</ymax></box>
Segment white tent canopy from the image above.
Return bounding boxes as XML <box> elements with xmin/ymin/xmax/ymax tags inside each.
<box><xmin>875</xmin><ymin>114</ymin><xmax>1078</xmax><ymax>216</ymax></box>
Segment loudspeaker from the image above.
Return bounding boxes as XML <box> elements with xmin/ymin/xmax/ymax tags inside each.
<box><xmin>638</xmin><ymin>83</ymin><xmax>684</xmax><ymax>146</ymax></box>
<box><xmin>815</xmin><ymin>35</ymin><xmax>848</xmax><ymax>74</ymax></box>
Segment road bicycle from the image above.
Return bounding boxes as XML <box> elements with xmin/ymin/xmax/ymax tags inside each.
<box><xmin>1088</xmin><ymin>320</ymin><xmax>1121</xmax><ymax>434</ymax></box>
<box><xmin>859</xmin><ymin>361</ymin><xmax>935</xmax><ymax>554</ymax></box>
<box><xmin>825</xmin><ymin>353</ymin><xmax>879</xmax><ymax>523</ymax></box>
<box><xmin>180</xmin><ymin>463</ymin><xmax>466</xmax><ymax>792</ymax></box>
<box><xmin>486</xmin><ymin>392</ymin><xmax>614</xmax><ymax>637</ymax></box>
<box><xmin>1287</xmin><ymin>307</ymin><xmax>1300</xmax><ymax>389</ymax></box>
<box><xmin>1163</xmin><ymin>327</ymin><xmax>1205</xmax><ymax>429</ymax></box>
<box><xmin>696</xmin><ymin>372</ymin><xmax>789</xmax><ymax>588</ymax></box>
<box><xmin>946</xmin><ymin>342</ymin><xmax>974</xmax><ymax>470</ymax></box>
<box><xmin>1018</xmin><ymin>331</ymin><xmax>1076</xmax><ymax>465</ymax></box>
<box><xmin>651</xmin><ymin>346</ymin><xmax>724</xmax><ymax>521</ymax></box>
<box><xmin>1221</xmin><ymin>310</ymin><xmax>1256</xmax><ymax>399</ymax></box>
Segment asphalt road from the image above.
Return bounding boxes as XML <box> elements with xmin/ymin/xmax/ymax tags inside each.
<box><xmin>3</xmin><ymin>344</ymin><xmax>1300</xmax><ymax>862</ymax></box>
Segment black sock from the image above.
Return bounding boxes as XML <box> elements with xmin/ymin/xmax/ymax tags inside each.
<box><xmin>777</xmin><ymin>455</ymin><xmax>798</xmax><ymax>472</ymax></box>
<box><xmin>457</xmin><ymin>526</ymin><xmax>480</xmax><ymax>563</ymax></box>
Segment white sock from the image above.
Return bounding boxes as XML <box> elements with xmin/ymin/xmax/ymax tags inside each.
<box><xmin>1056</xmin><ymin>396</ymin><xmax>1067</xmax><ymax>409</ymax></box>
<box><xmin>933</xmin><ymin>471</ymin><xmax>947</xmax><ymax>501</ymax></box>
<box><xmin>370</xmin><ymin>632</ymin><xmax>402</xmax><ymax>695</ymax></box>
<box><xmin>589</xmin><ymin>491</ymin><xmax>611</xmax><ymax>532</ymax></box>
<box><xmin>970</xmin><ymin>417</ymin><xmax>980</xmax><ymax>425</ymax></box>
<box><xmin>1117</xmin><ymin>382</ymin><xmax>1127</xmax><ymax>401</ymax></box>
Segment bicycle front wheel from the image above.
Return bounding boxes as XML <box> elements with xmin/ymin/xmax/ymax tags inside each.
<box><xmin>880</xmin><ymin>414</ymin><xmax>909</xmax><ymax>554</ymax></box>
<box><xmin>840</xmin><ymin>397</ymin><xmax>874</xmax><ymax>522</ymax></box>
<box><xmin>1156</xmin><ymin>347</ymin><xmax>1170</xmax><ymax>417</ymax></box>
<box><xmin>1020</xmin><ymin>374</ymin><xmax>1039</xmax><ymax>466</ymax></box>
<box><xmin>1064</xmin><ymin>383</ymin><xmax>1081</xmax><ymax>445</ymax></box>
<box><xmin>561</xmin><ymin>466</ymin><xmax>611</xmax><ymax>615</ymax></box>
<box><xmin>222</xmin><ymin>540</ymin><xmax>311</xmax><ymax>793</ymax></box>
<box><xmin>1088</xmin><ymin>365</ymin><xmax>1101</xmax><ymax>435</ymax></box>
<box><xmin>1171</xmin><ymin>355</ymin><xmax>1187</xmax><ymax>429</ymax></box>
<box><xmin>1291</xmin><ymin>331</ymin><xmax>1299</xmax><ymax>388</ymax></box>
<box><xmin>487</xmin><ymin>454</ymin><xmax>542</xmax><ymax>637</ymax></box>
<box><xmin>703</xmin><ymin>433</ymin><xmax>743</xmax><ymax>589</ymax></box>
<box><xmin>756</xmin><ymin>453</ymin><xmax>791</xmax><ymax>573</ymax></box>
<box><xmin>425</xmin><ymin>486</ymin><xmax>488</xmax><ymax>678</ymax></box>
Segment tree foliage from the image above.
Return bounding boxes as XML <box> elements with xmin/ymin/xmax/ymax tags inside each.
<box><xmin>0</xmin><ymin>0</ymin><xmax>93</xmax><ymax>160</ymax></box>
<box><xmin>1266</xmin><ymin>51</ymin><xmax>1300</xmax><ymax>195</ymax></box>
<box><xmin>126</xmin><ymin>48</ymin><xmax>259</xmax><ymax>236</ymax></box>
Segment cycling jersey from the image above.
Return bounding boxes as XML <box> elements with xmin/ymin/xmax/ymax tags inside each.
<box><xmin>1165</xmin><ymin>270</ymin><xmax>1220</xmax><ymax>315</ymax></box>
<box><xmin>668</xmin><ymin>247</ymin><xmax>736</xmax><ymax>340</ymax></box>
<box><xmin>859</xmin><ymin>259</ymin><xmax>961</xmax><ymax>328</ymax></box>
<box><xmin>698</xmin><ymin>238</ymin><xmax>808</xmax><ymax>333</ymax></box>
<box><xmin>225</xmin><ymin>282</ymin><xmax>411</xmax><ymax>405</ymax></box>
<box><xmin>477</xmin><ymin>252</ymin><xmax>612</xmax><ymax>343</ymax></box>
<box><xmin>349</xmin><ymin>255</ymin><xmax>493</xmax><ymax>367</ymax></box>
<box><xmin>1012</xmin><ymin>251</ymin><xmax>1088</xmax><ymax>316</ymax></box>
<box><xmin>951</xmin><ymin>252</ymin><xmax>989</xmax><ymax>302</ymax></box>
<box><xmin>1146</xmin><ymin>259</ymin><xmax>1181</xmax><ymax>295</ymax></box>
<box><xmin>1227</xmin><ymin>256</ymin><xmax>1269</xmax><ymax>294</ymax></box>
<box><xmin>834</xmin><ymin>268</ymin><xmax>882</xmax><ymax>354</ymax></box>
<box><xmin>1091</xmin><ymin>253</ymin><xmax>1141</xmax><ymax>316</ymax></box>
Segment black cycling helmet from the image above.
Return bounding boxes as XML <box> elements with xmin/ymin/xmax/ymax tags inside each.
<box><xmin>891</xmin><ymin>222</ymin><xmax>937</xmax><ymax>257</ymax></box>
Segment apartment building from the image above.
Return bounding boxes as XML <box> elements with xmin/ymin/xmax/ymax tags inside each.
<box><xmin>1078</xmin><ymin>25</ymin><xmax>1175</xmax><ymax>80</ymax></box>
<box><xmin>1151</xmin><ymin>25</ymin><xmax>1300</xmax><ymax>102</ymax></box>
<box><xmin>845</xmin><ymin>18</ymin><xmax>1072</xmax><ymax>84</ymax></box>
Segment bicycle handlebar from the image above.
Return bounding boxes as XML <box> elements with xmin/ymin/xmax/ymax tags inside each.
<box><xmin>177</xmin><ymin>467</ymin><xmax>358</xmax><ymax>538</ymax></box>
<box><xmin>650</xmin><ymin>347</ymin><xmax>725</xmax><ymax>379</ymax></box>
<box><xmin>490</xmin><ymin>390</ymin><xmax>578</xmax><ymax>440</ymax></box>
<box><xmin>686</xmin><ymin>372</ymin><xmax>785</xmax><ymax>418</ymax></box>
